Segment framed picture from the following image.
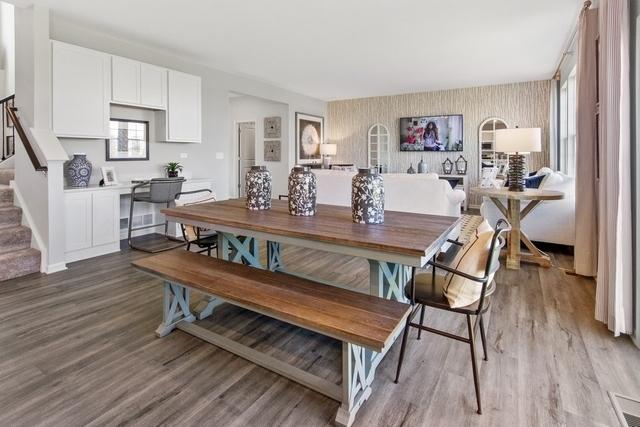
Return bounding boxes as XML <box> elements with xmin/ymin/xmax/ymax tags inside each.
<box><xmin>101</xmin><ymin>166</ymin><xmax>118</xmax><ymax>186</ymax></box>
<box><xmin>295</xmin><ymin>112</ymin><xmax>324</xmax><ymax>164</ymax></box>
<box><xmin>106</xmin><ymin>119</ymin><xmax>149</xmax><ymax>161</ymax></box>
<box><xmin>264</xmin><ymin>116</ymin><xmax>281</xmax><ymax>139</ymax></box>
<box><xmin>264</xmin><ymin>140</ymin><xmax>281</xmax><ymax>162</ymax></box>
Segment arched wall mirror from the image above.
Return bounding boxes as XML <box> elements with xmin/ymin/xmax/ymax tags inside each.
<box><xmin>478</xmin><ymin>117</ymin><xmax>509</xmax><ymax>179</ymax></box>
<box><xmin>368</xmin><ymin>123</ymin><xmax>390</xmax><ymax>173</ymax></box>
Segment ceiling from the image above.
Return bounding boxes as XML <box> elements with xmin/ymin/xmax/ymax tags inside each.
<box><xmin>34</xmin><ymin>0</ymin><xmax>582</xmax><ymax>101</ymax></box>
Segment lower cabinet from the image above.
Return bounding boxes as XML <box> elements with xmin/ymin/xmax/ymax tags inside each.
<box><xmin>64</xmin><ymin>189</ymin><xmax>120</xmax><ymax>262</ymax></box>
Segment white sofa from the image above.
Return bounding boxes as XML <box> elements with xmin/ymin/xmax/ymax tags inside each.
<box><xmin>480</xmin><ymin>168</ymin><xmax>575</xmax><ymax>246</ymax></box>
<box><xmin>314</xmin><ymin>170</ymin><xmax>466</xmax><ymax>217</ymax></box>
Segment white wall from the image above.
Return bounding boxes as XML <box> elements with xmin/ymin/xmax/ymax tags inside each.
<box><xmin>229</xmin><ymin>95</ymin><xmax>289</xmax><ymax>197</ymax></box>
<box><xmin>0</xmin><ymin>1</ymin><xmax>15</xmax><ymax>98</ymax></box>
<box><xmin>50</xmin><ymin>16</ymin><xmax>326</xmax><ymax>200</ymax></box>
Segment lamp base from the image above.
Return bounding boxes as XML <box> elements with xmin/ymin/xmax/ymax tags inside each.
<box><xmin>507</xmin><ymin>153</ymin><xmax>525</xmax><ymax>192</ymax></box>
<box><xmin>322</xmin><ymin>156</ymin><xmax>332</xmax><ymax>169</ymax></box>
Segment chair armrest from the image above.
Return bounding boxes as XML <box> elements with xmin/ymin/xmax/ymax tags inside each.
<box><xmin>130</xmin><ymin>181</ymin><xmax>150</xmax><ymax>197</ymax></box>
<box><xmin>446</xmin><ymin>239</ymin><xmax>464</xmax><ymax>246</ymax></box>
<box><xmin>447</xmin><ymin>189</ymin><xmax>466</xmax><ymax>204</ymax></box>
<box><xmin>427</xmin><ymin>259</ymin><xmax>488</xmax><ymax>283</ymax></box>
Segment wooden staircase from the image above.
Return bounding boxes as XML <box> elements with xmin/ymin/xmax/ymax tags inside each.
<box><xmin>0</xmin><ymin>169</ymin><xmax>41</xmax><ymax>281</ymax></box>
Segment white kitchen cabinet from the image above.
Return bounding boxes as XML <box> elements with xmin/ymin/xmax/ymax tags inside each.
<box><xmin>111</xmin><ymin>56</ymin><xmax>140</xmax><ymax>105</ymax></box>
<box><xmin>140</xmin><ymin>63</ymin><xmax>167</xmax><ymax>109</ymax></box>
<box><xmin>52</xmin><ymin>41</ymin><xmax>110</xmax><ymax>138</ymax></box>
<box><xmin>158</xmin><ymin>70</ymin><xmax>201</xmax><ymax>143</ymax></box>
<box><xmin>64</xmin><ymin>189</ymin><xmax>120</xmax><ymax>262</ymax></box>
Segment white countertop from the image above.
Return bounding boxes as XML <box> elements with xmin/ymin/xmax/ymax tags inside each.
<box><xmin>64</xmin><ymin>177</ymin><xmax>215</xmax><ymax>194</ymax></box>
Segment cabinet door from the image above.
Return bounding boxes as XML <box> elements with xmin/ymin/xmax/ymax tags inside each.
<box><xmin>52</xmin><ymin>41</ymin><xmax>110</xmax><ymax>138</ymax></box>
<box><xmin>167</xmin><ymin>70</ymin><xmax>201</xmax><ymax>142</ymax></box>
<box><xmin>140</xmin><ymin>63</ymin><xmax>167</xmax><ymax>109</ymax></box>
<box><xmin>112</xmin><ymin>56</ymin><xmax>140</xmax><ymax>105</ymax></box>
<box><xmin>92</xmin><ymin>191</ymin><xmax>120</xmax><ymax>247</ymax></box>
<box><xmin>64</xmin><ymin>193</ymin><xmax>93</xmax><ymax>252</ymax></box>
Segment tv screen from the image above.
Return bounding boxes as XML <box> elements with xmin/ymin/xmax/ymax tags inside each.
<box><xmin>399</xmin><ymin>114</ymin><xmax>463</xmax><ymax>152</ymax></box>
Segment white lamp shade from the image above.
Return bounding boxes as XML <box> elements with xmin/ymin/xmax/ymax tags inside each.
<box><xmin>494</xmin><ymin>128</ymin><xmax>541</xmax><ymax>153</ymax></box>
<box><xmin>320</xmin><ymin>143</ymin><xmax>337</xmax><ymax>156</ymax></box>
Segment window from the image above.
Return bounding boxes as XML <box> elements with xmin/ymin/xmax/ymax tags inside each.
<box><xmin>559</xmin><ymin>66</ymin><xmax>577</xmax><ymax>176</ymax></box>
<box><xmin>106</xmin><ymin>119</ymin><xmax>149</xmax><ymax>161</ymax></box>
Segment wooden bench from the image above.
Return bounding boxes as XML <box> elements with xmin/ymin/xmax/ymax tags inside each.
<box><xmin>132</xmin><ymin>250</ymin><xmax>410</xmax><ymax>427</ymax></box>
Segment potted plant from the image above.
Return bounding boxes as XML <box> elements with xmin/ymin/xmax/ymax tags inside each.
<box><xmin>165</xmin><ymin>162</ymin><xmax>183</xmax><ymax>178</ymax></box>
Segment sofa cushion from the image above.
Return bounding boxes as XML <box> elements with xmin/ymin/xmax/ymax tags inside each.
<box><xmin>443</xmin><ymin>220</ymin><xmax>495</xmax><ymax>308</ymax></box>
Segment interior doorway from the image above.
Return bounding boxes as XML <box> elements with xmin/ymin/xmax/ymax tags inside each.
<box><xmin>236</xmin><ymin>121</ymin><xmax>256</xmax><ymax>197</ymax></box>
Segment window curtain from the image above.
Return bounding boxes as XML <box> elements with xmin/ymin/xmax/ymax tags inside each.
<box><xmin>595</xmin><ymin>0</ymin><xmax>633</xmax><ymax>336</ymax></box>
<box><xmin>574</xmin><ymin>8</ymin><xmax>599</xmax><ymax>277</ymax></box>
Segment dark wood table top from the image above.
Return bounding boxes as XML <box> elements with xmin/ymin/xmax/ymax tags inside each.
<box><xmin>163</xmin><ymin>198</ymin><xmax>459</xmax><ymax>258</ymax></box>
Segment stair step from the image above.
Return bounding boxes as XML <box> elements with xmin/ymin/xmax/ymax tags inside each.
<box><xmin>0</xmin><ymin>169</ymin><xmax>14</xmax><ymax>186</ymax></box>
<box><xmin>0</xmin><ymin>226</ymin><xmax>32</xmax><ymax>254</ymax></box>
<box><xmin>0</xmin><ymin>248</ymin><xmax>40</xmax><ymax>282</ymax></box>
<box><xmin>0</xmin><ymin>206</ymin><xmax>21</xmax><ymax>229</ymax></box>
<box><xmin>0</xmin><ymin>185</ymin><xmax>13</xmax><ymax>205</ymax></box>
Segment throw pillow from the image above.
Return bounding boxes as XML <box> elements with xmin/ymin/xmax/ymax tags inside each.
<box><xmin>524</xmin><ymin>174</ymin><xmax>546</xmax><ymax>189</ymax></box>
<box><xmin>443</xmin><ymin>220</ymin><xmax>496</xmax><ymax>308</ymax></box>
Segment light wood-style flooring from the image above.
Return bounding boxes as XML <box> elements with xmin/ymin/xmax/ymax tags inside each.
<box><xmin>0</xmin><ymin>243</ymin><xmax>638</xmax><ymax>426</ymax></box>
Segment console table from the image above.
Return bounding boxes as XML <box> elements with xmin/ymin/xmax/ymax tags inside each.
<box><xmin>471</xmin><ymin>187</ymin><xmax>564</xmax><ymax>269</ymax></box>
<box><xmin>439</xmin><ymin>174</ymin><xmax>468</xmax><ymax>210</ymax></box>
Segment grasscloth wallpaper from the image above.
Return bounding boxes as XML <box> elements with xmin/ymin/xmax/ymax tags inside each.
<box><xmin>327</xmin><ymin>80</ymin><xmax>551</xmax><ymax>206</ymax></box>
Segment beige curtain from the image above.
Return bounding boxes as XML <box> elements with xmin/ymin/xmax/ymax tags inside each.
<box><xmin>595</xmin><ymin>0</ymin><xmax>633</xmax><ymax>336</ymax></box>
<box><xmin>574</xmin><ymin>8</ymin><xmax>599</xmax><ymax>277</ymax></box>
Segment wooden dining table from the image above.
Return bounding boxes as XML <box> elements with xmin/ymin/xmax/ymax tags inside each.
<box><xmin>161</xmin><ymin>198</ymin><xmax>460</xmax><ymax>421</ymax></box>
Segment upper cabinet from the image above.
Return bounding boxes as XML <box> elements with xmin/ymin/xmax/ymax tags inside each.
<box><xmin>159</xmin><ymin>70</ymin><xmax>202</xmax><ymax>143</ymax></box>
<box><xmin>111</xmin><ymin>56</ymin><xmax>167</xmax><ymax>109</ymax></box>
<box><xmin>52</xmin><ymin>41</ymin><xmax>111</xmax><ymax>139</ymax></box>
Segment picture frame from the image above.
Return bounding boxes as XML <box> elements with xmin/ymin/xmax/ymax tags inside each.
<box><xmin>101</xmin><ymin>166</ymin><xmax>118</xmax><ymax>186</ymax></box>
<box><xmin>295</xmin><ymin>112</ymin><xmax>324</xmax><ymax>164</ymax></box>
<box><xmin>105</xmin><ymin>119</ymin><xmax>149</xmax><ymax>161</ymax></box>
<box><xmin>264</xmin><ymin>140</ymin><xmax>281</xmax><ymax>162</ymax></box>
<box><xmin>264</xmin><ymin>116</ymin><xmax>281</xmax><ymax>139</ymax></box>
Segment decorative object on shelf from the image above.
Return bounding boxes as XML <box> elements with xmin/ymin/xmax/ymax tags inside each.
<box><xmin>442</xmin><ymin>158</ymin><xmax>453</xmax><ymax>175</ymax></box>
<box><xmin>66</xmin><ymin>153</ymin><xmax>93</xmax><ymax>187</ymax></box>
<box><xmin>264</xmin><ymin>116</ymin><xmax>281</xmax><ymax>139</ymax></box>
<box><xmin>320</xmin><ymin>143</ymin><xmax>337</xmax><ymax>169</ymax></box>
<box><xmin>351</xmin><ymin>167</ymin><xmax>385</xmax><ymax>224</ymax></box>
<box><xmin>495</xmin><ymin>127</ymin><xmax>541</xmax><ymax>192</ymax></box>
<box><xmin>106</xmin><ymin>119</ymin><xmax>149</xmax><ymax>161</ymax></box>
<box><xmin>288</xmin><ymin>165</ymin><xmax>317</xmax><ymax>216</ymax></box>
<box><xmin>100</xmin><ymin>166</ymin><xmax>118</xmax><ymax>186</ymax></box>
<box><xmin>245</xmin><ymin>165</ymin><xmax>272</xmax><ymax>210</ymax></box>
<box><xmin>407</xmin><ymin>163</ymin><xmax>416</xmax><ymax>174</ymax></box>
<box><xmin>264</xmin><ymin>140</ymin><xmax>281</xmax><ymax>162</ymax></box>
<box><xmin>417</xmin><ymin>157</ymin><xmax>427</xmax><ymax>173</ymax></box>
<box><xmin>295</xmin><ymin>112</ymin><xmax>324</xmax><ymax>165</ymax></box>
<box><xmin>455</xmin><ymin>155</ymin><xmax>468</xmax><ymax>174</ymax></box>
<box><xmin>165</xmin><ymin>162</ymin><xmax>183</xmax><ymax>178</ymax></box>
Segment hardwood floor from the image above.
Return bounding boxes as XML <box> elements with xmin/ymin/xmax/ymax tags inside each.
<box><xmin>0</xmin><ymin>243</ymin><xmax>638</xmax><ymax>426</ymax></box>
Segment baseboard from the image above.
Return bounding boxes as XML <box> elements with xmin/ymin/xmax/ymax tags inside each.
<box><xmin>65</xmin><ymin>242</ymin><xmax>120</xmax><ymax>264</ymax></box>
<box><xmin>45</xmin><ymin>262</ymin><xmax>67</xmax><ymax>274</ymax></box>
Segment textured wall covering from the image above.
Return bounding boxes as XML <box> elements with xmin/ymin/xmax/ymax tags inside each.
<box><xmin>327</xmin><ymin>80</ymin><xmax>551</xmax><ymax>205</ymax></box>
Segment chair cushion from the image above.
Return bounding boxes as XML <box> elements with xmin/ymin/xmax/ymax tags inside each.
<box><xmin>405</xmin><ymin>273</ymin><xmax>495</xmax><ymax>313</ymax></box>
<box><xmin>442</xmin><ymin>220</ymin><xmax>495</xmax><ymax>308</ymax></box>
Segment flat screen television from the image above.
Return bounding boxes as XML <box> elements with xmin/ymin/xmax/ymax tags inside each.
<box><xmin>399</xmin><ymin>114</ymin><xmax>463</xmax><ymax>152</ymax></box>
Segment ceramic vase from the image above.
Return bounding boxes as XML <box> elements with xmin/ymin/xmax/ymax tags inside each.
<box><xmin>288</xmin><ymin>165</ymin><xmax>317</xmax><ymax>216</ymax></box>
<box><xmin>352</xmin><ymin>167</ymin><xmax>384</xmax><ymax>224</ymax></box>
<box><xmin>66</xmin><ymin>153</ymin><xmax>92</xmax><ymax>187</ymax></box>
<box><xmin>246</xmin><ymin>165</ymin><xmax>272</xmax><ymax>210</ymax></box>
<box><xmin>418</xmin><ymin>157</ymin><xmax>428</xmax><ymax>173</ymax></box>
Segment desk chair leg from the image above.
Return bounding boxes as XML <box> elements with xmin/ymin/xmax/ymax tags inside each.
<box><xmin>479</xmin><ymin>314</ymin><xmax>488</xmax><ymax>361</ymax></box>
<box><xmin>394</xmin><ymin>315</ymin><xmax>412</xmax><ymax>384</ymax></box>
<box><xmin>467</xmin><ymin>314</ymin><xmax>482</xmax><ymax>415</ymax></box>
<box><xmin>417</xmin><ymin>305</ymin><xmax>426</xmax><ymax>340</ymax></box>
<box><xmin>127</xmin><ymin>196</ymin><xmax>135</xmax><ymax>247</ymax></box>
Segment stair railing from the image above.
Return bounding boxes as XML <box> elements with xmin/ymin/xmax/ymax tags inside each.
<box><xmin>2</xmin><ymin>95</ymin><xmax>48</xmax><ymax>172</ymax></box>
<box><xmin>1</xmin><ymin>94</ymin><xmax>15</xmax><ymax>162</ymax></box>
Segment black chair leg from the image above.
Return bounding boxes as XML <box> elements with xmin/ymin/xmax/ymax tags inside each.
<box><xmin>417</xmin><ymin>305</ymin><xmax>426</xmax><ymax>340</ymax></box>
<box><xmin>394</xmin><ymin>316</ymin><xmax>412</xmax><ymax>384</ymax></box>
<box><xmin>467</xmin><ymin>314</ymin><xmax>482</xmax><ymax>415</ymax></box>
<box><xmin>479</xmin><ymin>314</ymin><xmax>488</xmax><ymax>361</ymax></box>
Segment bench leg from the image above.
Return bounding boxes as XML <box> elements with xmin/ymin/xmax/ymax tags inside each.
<box><xmin>156</xmin><ymin>282</ymin><xmax>196</xmax><ymax>337</ymax></box>
<box><xmin>194</xmin><ymin>232</ymin><xmax>263</xmax><ymax>320</ymax></box>
<box><xmin>267</xmin><ymin>241</ymin><xmax>284</xmax><ymax>272</ymax></box>
<box><xmin>369</xmin><ymin>260</ymin><xmax>411</xmax><ymax>303</ymax></box>
<box><xmin>335</xmin><ymin>342</ymin><xmax>373</xmax><ymax>427</ymax></box>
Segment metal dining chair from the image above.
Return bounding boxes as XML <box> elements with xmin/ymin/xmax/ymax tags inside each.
<box><xmin>127</xmin><ymin>177</ymin><xmax>186</xmax><ymax>252</ymax></box>
<box><xmin>175</xmin><ymin>189</ymin><xmax>218</xmax><ymax>256</ymax></box>
<box><xmin>394</xmin><ymin>219</ymin><xmax>509</xmax><ymax>415</ymax></box>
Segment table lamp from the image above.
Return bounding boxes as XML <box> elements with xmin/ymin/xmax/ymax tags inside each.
<box><xmin>495</xmin><ymin>128</ymin><xmax>541</xmax><ymax>191</ymax></box>
<box><xmin>320</xmin><ymin>143</ymin><xmax>337</xmax><ymax>169</ymax></box>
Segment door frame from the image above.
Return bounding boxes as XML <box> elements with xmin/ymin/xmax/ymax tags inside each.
<box><xmin>234</xmin><ymin>120</ymin><xmax>257</xmax><ymax>198</ymax></box>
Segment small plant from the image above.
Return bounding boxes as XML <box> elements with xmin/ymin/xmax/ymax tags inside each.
<box><xmin>165</xmin><ymin>162</ymin><xmax>183</xmax><ymax>177</ymax></box>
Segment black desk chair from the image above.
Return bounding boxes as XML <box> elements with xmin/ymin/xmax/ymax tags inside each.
<box><xmin>175</xmin><ymin>189</ymin><xmax>218</xmax><ymax>256</ymax></box>
<box><xmin>394</xmin><ymin>219</ymin><xmax>509</xmax><ymax>415</ymax></box>
<box><xmin>127</xmin><ymin>178</ymin><xmax>186</xmax><ymax>252</ymax></box>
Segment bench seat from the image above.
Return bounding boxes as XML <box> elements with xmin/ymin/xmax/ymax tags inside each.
<box><xmin>133</xmin><ymin>250</ymin><xmax>410</xmax><ymax>352</ymax></box>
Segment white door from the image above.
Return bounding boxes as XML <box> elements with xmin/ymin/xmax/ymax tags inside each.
<box><xmin>64</xmin><ymin>192</ymin><xmax>93</xmax><ymax>252</ymax></box>
<box><xmin>92</xmin><ymin>191</ymin><xmax>120</xmax><ymax>246</ymax></box>
<box><xmin>237</xmin><ymin>122</ymin><xmax>256</xmax><ymax>197</ymax></box>
<box><xmin>111</xmin><ymin>56</ymin><xmax>140</xmax><ymax>105</ymax></box>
